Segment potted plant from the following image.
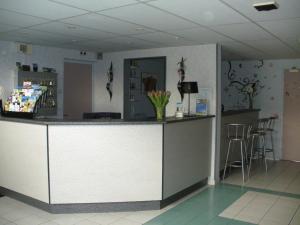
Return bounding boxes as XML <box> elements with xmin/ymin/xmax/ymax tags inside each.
<box><xmin>147</xmin><ymin>90</ymin><xmax>171</xmax><ymax>120</ymax></box>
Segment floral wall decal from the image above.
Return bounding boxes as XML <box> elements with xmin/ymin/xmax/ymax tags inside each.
<box><xmin>225</xmin><ymin>60</ymin><xmax>265</xmax><ymax>109</ymax></box>
<box><xmin>177</xmin><ymin>57</ymin><xmax>186</xmax><ymax>102</ymax></box>
<box><xmin>106</xmin><ymin>62</ymin><xmax>113</xmax><ymax>101</ymax></box>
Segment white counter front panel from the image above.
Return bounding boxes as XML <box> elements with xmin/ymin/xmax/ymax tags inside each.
<box><xmin>48</xmin><ymin>124</ymin><xmax>163</xmax><ymax>204</ymax></box>
<box><xmin>0</xmin><ymin>121</ymin><xmax>49</xmax><ymax>203</ymax></box>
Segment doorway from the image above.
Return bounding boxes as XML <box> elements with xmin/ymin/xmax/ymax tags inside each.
<box><xmin>63</xmin><ymin>62</ymin><xmax>92</xmax><ymax>119</ymax></box>
<box><xmin>283</xmin><ymin>70</ymin><xmax>300</xmax><ymax>162</ymax></box>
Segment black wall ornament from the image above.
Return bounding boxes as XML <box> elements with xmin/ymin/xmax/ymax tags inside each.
<box><xmin>106</xmin><ymin>62</ymin><xmax>113</xmax><ymax>101</ymax></box>
<box><xmin>177</xmin><ymin>57</ymin><xmax>186</xmax><ymax>102</ymax></box>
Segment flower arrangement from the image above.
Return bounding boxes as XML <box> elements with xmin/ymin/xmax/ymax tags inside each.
<box><xmin>147</xmin><ymin>90</ymin><xmax>171</xmax><ymax>120</ymax></box>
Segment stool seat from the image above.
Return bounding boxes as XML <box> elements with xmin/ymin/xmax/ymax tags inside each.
<box><xmin>251</xmin><ymin>131</ymin><xmax>266</xmax><ymax>136</ymax></box>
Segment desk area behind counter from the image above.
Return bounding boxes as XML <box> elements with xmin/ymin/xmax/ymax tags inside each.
<box><xmin>0</xmin><ymin>114</ymin><xmax>214</xmax><ymax>213</ymax></box>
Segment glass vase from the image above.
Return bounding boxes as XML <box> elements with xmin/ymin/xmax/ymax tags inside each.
<box><xmin>155</xmin><ymin>107</ymin><xmax>164</xmax><ymax>120</ymax></box>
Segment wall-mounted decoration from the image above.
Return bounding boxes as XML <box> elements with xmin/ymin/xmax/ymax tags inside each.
<box><xmin>106</xmin><ymin>62</ymin><xmax>113</xmax><ymax>101</ymax></box>
<box><xmin>226</xmin><ymin>60</ymin><xmax>265</xmax><ymax>109</ymax></box>
<box><xmin>32</xmin><ymin>63</ymin><xmax>38</xmax><ymax>72</ymax></box>
<box><xmin>177</xmin><ymin>57</ymin><xmax>186</xmax><ymax>102</ymax></box>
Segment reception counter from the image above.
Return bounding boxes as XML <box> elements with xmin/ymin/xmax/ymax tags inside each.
<box><xmin>0</xmin><ymin>115</ymin><xmax>213</xmax><ymax>213</ymax></box>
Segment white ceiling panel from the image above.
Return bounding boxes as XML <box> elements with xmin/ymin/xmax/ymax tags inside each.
<box><xmin>246</xmin><ymin>39</ymin><xmax>299</xmax><ymax>58</ymax></box>
<box><xmin>31</xmin><ymin>22</ymin><xmax>116</xmax><ymax>41</ymax></box>
<box><xmin>49</xmin><ymin>0</ymin><xmax>137</xmax><ymax>12</ymax></box>
<box><xmin>0</xmin><ymin>0</ymin><xmax>299</xmax><ymax>59</ymax></box>
<box><xmin>0</xmin><ymin>32</ymin><xmax>57</xmax><ymax>46</ymax></box>
<box><xmin>132</xmin><ymin>32</ymin><xmax>196</xmax><ymax>46</ymax></box>
<box><xmin>221</xmin><ymin>49</ymin><xmax>243</xmax><ymax>60</ymax></box>
<box><xmin>284</xmin><ymin>38</ymin><xmax>300</xmax><ymax>53</ymax></box>
<box><xmin>63</xmin><ymin>38</ymin><xmax>152</xmax><ymax>52</ymax></box>
<box><xmin>221</xmin><ymin>41</ymin><xmax>267</xmax><ymax>59</ymax></box>
<box><xmin>0</xmin><ymin>9</ymin><xmax>49</xmax><ymax>27</ymax></box>
<box><xmin>0</xmin><ymin>0</ymin><xmax>87</xmax><ymax>20</ymax></box>
<box><xmin>100</xmin><ymin>36</ymin><xmax>159</xmax><ymax>49</ymax></box>
<box><xmin>212</xmin><ymin>22</ymin><xmax>274</xmax><ymax>41</ymax></box>
<box><xmin>0</xmin><ymin>23</ymin><xmax>21</xmax><ymax>33</ymax></box>
<box><xmin>136</xmin><ymin>0</ymin><xmax>157</xmax><ymax>2</ymax></box>
<box><xmin>13</xmin><ymin>29</ymin><xmax>85</xmax><ymax>45</ymax></box>
<box><xmin>222</xmin><ymin>0</ymin><xmax>300</xmax><ymax>22</ymax></box>
<box><xmin>148</xmin><ymin>0</ymin><xmax>249</xmax><ymax>26</ymax></box>
<box><xmin>99</xmin><ymin>4</ymin><xmax>197</xmax><ymax>31</ymax></box>
<box><xmin>62</xmin><ymin>13</ymin><xmax>154</xmax><ymax>35</ymax></box>
<box><xmin>167</xmin><ymin>27</ymin><xmax>233</xmax><ymax>44</ymax></box>
<box><xmin>258</xmin><ymin>18</ymin><xmax>300</xmax><ymax>39</ymax></box>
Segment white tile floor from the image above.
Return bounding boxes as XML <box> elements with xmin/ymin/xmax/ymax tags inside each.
<box><xmin>219</xmin><ymin>191</ymin><xmax>300</xmax><ymax>225</ymax></box>
<box><xmin>0</xmin><ymin>187</ymin><xmax>207</xmax><ymax>225</ymax></box>
<box><xmin>223</xmin><ymin>160</ymin><xmax>300</xmax><ymax>195</ymax></box>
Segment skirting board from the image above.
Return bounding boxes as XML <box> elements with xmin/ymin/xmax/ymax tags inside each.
<box><xmin>160</xmin><ymin>178</ymin><xmax>207</xmax><ymax>208</ymax></box>
<box><xmin>0</xmin><ymin>178</ymin><xmax>207</xmax><ymax>214</ymax></box>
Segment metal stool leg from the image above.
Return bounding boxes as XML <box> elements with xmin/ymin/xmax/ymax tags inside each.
<box><xmin>262</xmin><ymin>135</ymin><xmax>268</xmax><ymax>172</ymax></box>
<box><xmin>248</xmin><ymin>135</ymin><xmax>255</xmax><ymax>178</ymax></box>
<box><xmin>223</xmin><ymin>139</ymin><xmax>232</xmax><ymax>180</ymax></box>
<box><xmin>270</xmin><ymin>131</ymin><xmax>275</xmax><ymax>161</ymax></box>
<box><xmin>240</xmin><ymin>141</ymin><xmax>245</xmax><ymax>183</ymax></box>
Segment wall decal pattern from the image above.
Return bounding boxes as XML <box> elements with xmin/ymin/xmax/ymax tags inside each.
<box><xmin>225</xmin><ymin>60</ymin><xmax>265</xmax><ymax>109</ymax></box>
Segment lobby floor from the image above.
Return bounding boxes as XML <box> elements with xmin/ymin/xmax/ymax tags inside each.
<box><xmin>223</xmin><ymin>160</ymin><xmax>300</xmax><ymax>195</ymax></box>
<box><xmin>0</xmin><ymin>161</ymin><xmax>299</xmax><ymax>225</ymax></box>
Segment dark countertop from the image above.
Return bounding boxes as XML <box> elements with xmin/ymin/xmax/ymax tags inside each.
<box><xmin>222</xmin><ymin>109</ymin><xmax>260</xmax><ymax>116</ymax></box>
<box><xmin>0</xmin><ymin>115</ymin><xmax>215</xmax><ymax>125</ymax></box>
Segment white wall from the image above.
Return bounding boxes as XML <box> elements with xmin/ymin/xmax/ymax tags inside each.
<box><xmin>94</xmin><ymin>44</ymin><xmax>218</xmax><ymax>116</ymax></box>
<box><xmin>222</xmin><ymin>59</ymin><xmax>300</xmax><ymax>159</ymax></box>
<box><xmin>0</xmin><ymin>40</ymin><xmax>102</xmax><ymax>118</ymax></box>
<box><xmin>0</xmin><ymin>41</ymin><xmax>218</xmax><ymax>118</ymax></box>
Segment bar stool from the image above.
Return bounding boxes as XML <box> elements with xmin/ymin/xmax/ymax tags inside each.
<box><xmin>223</xmin><ymin>123</ymin><xmax>249</xmax><ymax>183</ymax></box>
<box><xmin>265</xmin><ymin>116</ymin><xmax>277</xmax><ymax>161</ymax></box>
<box><xmin>248</xmin><ymin>118</ymin><xmax>269</xmax><ymax>177</ymax></box>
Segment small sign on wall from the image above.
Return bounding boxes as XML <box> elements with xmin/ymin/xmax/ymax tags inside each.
<box><xmin>196</xmin><ymin>88</ymin><xmax>210</xmax><ymax>115</ymax></box>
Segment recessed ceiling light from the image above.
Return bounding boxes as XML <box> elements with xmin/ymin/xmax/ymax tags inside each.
<box><xmin>174</xmin><ymin>36</ymin><xmax>180</xmax><ymax>40</ymax></box>
<box><xmin>71</xmin><ymin>39</ymin><xmax>77</xmax><ymax>42</ymax></box>
<box><xmin>135</xmin><ymin>27</ymin><xmax>145</xmax><ymax>31</ymax></box>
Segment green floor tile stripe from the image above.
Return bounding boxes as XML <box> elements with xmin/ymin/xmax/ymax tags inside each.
<box><xmin>144</xmin><ymin>183</ymin><xmax>300</xmax><ymax>225</ymax></box>
<box><xmin>144</xmin><ymin>185</ymin><xmax>251</xmax><ymax>225</ymax></box>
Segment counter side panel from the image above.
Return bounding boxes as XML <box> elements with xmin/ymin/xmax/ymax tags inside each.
<box><xmin>163</xmin><ymin>118</ymin><xmax>212</xmax><ymax>198</ymax></box>
<box><xmin>48</xmin><ymin>124</ymin><xmax>163</xmax><ymax>204</ymax></box>
<box><xmin>0</xmin><ymin>121</ymin><xmax>49</xmax><ymax>203</ymax></box>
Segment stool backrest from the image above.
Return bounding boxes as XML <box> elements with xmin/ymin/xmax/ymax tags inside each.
<box><xmin>254</xmin><ymin>118</ymin><xmax>269</xmax><ymax>130</ymax></box>
<box><xmin>268</xmin><ymin>116</ymin><xmax>277</xmax><ymax>130</ymax></box>
<box><xmin>226</xmin><ymin>123</ymin><xmax>248</xmax><ymax>140</ymax></box>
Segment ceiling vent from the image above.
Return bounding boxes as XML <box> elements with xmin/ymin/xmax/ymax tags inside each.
<box><xmin>17</xmin><ymin>43</ymin><xmax>32</xmax><ymax>54</ymax></box>
<box><xmin>253</xmin><ymin>1</ymin><xmax>279</xmax><ymax>11</ymax></box>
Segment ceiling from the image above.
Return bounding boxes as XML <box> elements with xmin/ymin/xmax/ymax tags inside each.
<box><xmin>0</xmin><ymin>0</ymin><xmax>299</xmax><ymax>60</ymax></box>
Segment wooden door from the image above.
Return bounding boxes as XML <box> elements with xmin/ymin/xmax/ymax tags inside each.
<box><xmin>64</xmin><ymin>62</ymin><xmax>92</xmax><ymax>119</ymax></box>
<box><xmin>283</xmin><ymin>71</ymin><xmax>300</xmax><ymax>161</ymax></box>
